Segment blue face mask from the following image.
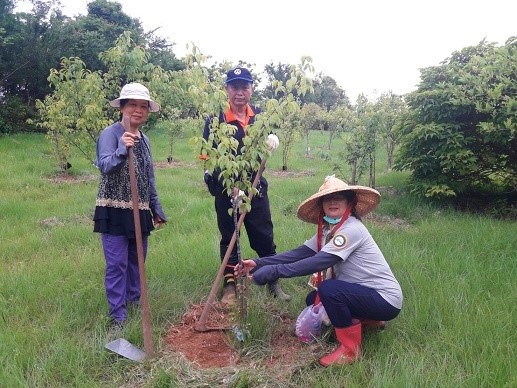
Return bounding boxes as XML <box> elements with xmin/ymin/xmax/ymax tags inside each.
<box><xmin>323</xmin><ymin>215</ymin><xmax>342</xmax><ymax>225</ymax></box>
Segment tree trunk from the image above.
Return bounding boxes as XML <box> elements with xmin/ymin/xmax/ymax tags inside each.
<box><xmin>282</xmin><ymin>149</ymin><xmax>288</xmax><ymax>171</ymax></box>
<box><xmin>168</xmin><ymin>141</ymin><xmax>174</xmax><ymax>163</ymax></box>
<box><xmin>386</xmin><ymin>142</ymin><xmax>394</xmax><ymax>171</ymax></box>
<box><xmin>369</xmin><ymin>153</ymin><xmax>376</xmax><ymax>188</ymax></box>
<box><xmin>351</xmin><ymin>161</ymin><xmax>357</xmax><ymax>184</ymax></box>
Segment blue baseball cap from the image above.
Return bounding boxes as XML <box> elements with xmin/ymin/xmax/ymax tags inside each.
<box><xmin>225</xmin><ymin>67</ymin><xmax>253</xmax><ymax>84</ymax></box>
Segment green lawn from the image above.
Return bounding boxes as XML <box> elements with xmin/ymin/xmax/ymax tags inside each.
<box><xmin>0</xmin><ymin>128</ymin><xmax>515</xmax><ymax>387</ymax></box>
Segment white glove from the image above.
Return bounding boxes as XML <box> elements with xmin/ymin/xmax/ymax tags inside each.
<box><xmin>266</xmin><ymin>134</ymin><xmax>280</xmax><ymax>151</ymax></box>
<box><xmin>231</xmin><ymin>189</ymin><xmax>245</xmax><ymax>207</ymax></box>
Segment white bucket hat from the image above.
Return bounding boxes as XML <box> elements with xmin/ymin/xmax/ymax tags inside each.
<box><xmin>297</xmin><ymin>175</ymin><xmax>381</xmax><ymax>224</ymax></box>
<box><xmin>109</xmin><ymin>82</ymin><xmax>160</xmax><ymax>112</ymax></box>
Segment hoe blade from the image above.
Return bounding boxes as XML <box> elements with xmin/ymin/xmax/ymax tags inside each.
<box><xmin>105</xmin><ymin>338</ymin><xmax>146</xmax><ymax>362</ymax></box>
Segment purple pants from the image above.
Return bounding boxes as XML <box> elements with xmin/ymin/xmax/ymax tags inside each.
<box><xmin>306</xmin><ymin>279</ymin><xmax>400</xmax><ymax>328</ymax></box>
<box><xmin>101</xmin><ymin>234</ymin><xmax>148</xmax><ymax>322</ymax></box>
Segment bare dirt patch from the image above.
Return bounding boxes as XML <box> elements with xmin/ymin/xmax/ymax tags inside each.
<box><xmin>48</xmin><ymin>173</ymin><xmax>97</xmax><ymax>184</ymax></box>
<box><xmin>164</xmin><ymin>303</ymin><xmax>325</xmax><ymax>370</ymax></box>
<box><xmin>269</xmin><ymin>169</ymin><xmax>316</xmax><ymax>178</ymax></box>
<box><xmin>366</xmin><ymin>213</ymin><xmax>410</xmax><ymax>229</ymax></box>
<box><xmin>164</xmin><ymin>304</ymin><xmax>238</xmax><ymax>368</ymax></box>
<box><xmin>46</xmin><ymin>159</ymin><xmax>194</xmax><ymax>184</ymax></box>
<box><xmin>39</xmin><ymin>216</ymin><xmax>64</xmax><ymax>227</ymax></box>
<box><xmin>155</xmin><ymin>160</ymin><xmax>197</xmax><ymax>169</ymax></box>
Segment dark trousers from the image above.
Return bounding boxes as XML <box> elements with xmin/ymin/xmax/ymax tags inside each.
<box><xmin>101</xmin><ymin>234</ymin><xmax>148</xmax><ymax>322</ymax></box>
<box><xmin>306</xmin><ymin>279</ymin><xmax>400</xmax><ymax>328</ymax></box>
<box><xmin>214</xmin><ymin>178</ymin><xmax>276</xmax><ymax>277</ymax></box>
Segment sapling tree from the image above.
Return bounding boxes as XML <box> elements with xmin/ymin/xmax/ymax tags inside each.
<box><xmin>354</xmin><ymin>94</ymin><xmax>379</xmax><ymax>187</ymax></box>
<box><xmin>99</xmin><ymin>31</ymin><xmax>165</xmax><ymax>124</ymax></box>
<box><xmin>147</xmin><ymin>64</ymin><xmax>193</xmax><ymax>161</ymax></box>
<box><xmin>34</xmin><ymin>57</ymin><xmax>108</xmax><ymax>171</ymax></box>
<box><xmin>35</xmin><ymin>31</ymin><xmax>177</xmax><ymax>171</ymax></box>
<box><xmin>267</xmin><ymin>57</ymin><xmax>314</xmax><ymax>171</ymax></box>
<box><xmin>192</xmin><ymin>57</ymin><xmax>314</xmax><ymax>209</ymax></box>
<box><xmin>326</xmin><ymin>107</ymin><xmax>343</xmax><ymax>151</ymax></box>
<box><xmin>335</xmin><ymin>109</ymin><xmax>364</xmax><ymax>184</ymax></box>
<box><xmin>374</xmin><ymin>91</ymin><xmax>407</xmax><ymax>171</ymax></box>
<box><xmin>300</xmin><ymin>103</ymin><xmax>325</xmax><ymax>156</ymax></box>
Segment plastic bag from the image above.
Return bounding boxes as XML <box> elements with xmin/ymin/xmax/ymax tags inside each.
<box><xmin>295</xmin><ymin>302</ymin><xmax>326</xmax><ymax>343</ymax></box>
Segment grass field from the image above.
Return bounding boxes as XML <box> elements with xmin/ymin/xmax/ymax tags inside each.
<box><xmin>0</xmin><ymin>127</ymin><xmax>516</xmax><ymax>387</ymax></box>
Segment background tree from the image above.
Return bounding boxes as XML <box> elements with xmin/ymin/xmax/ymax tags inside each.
<box><xmin>164</xmin><ymin>44</ymin><xmax>226</xmax><ymax>162</ymax></box>
<box><xmin>1</xmin><ymin>1</ymin><xmax>88</xmax><ymax>133</ymax></box>
<box><xmin>374</xmin><ymin>91</ymin><xmax>406</xmax><ymax>171</ymax></box>
<box><xmin>64</xmin><ymin>0</ymin><xmax>145</xmax><ymax>72</ymax></box>
<box><xmin>335</xmin><ymin>111</ymin><xmax>365</xmax><ymax>185</ymax></box>
<box><xmin>395</xmin><ymin>38</ymin><xmax>517</xmax><ymax>198</ymax></box>
<box><xmin>0</xmin><ymin>1</ymin><xmax>64</xmax><ymax>123</ymax></box>
<box><xmin>262</xmin><ymin>62</ymin><xmax>292</xmax><ymax>101</ymax></box>
<box><xmin>0</xmin><ymin>0</ymin><xmax>22</xmax><ymax>133</ymax></box>
<box><xmin>332</xmin><ymin>96</ymin><xmax>379</xmax><ymax>186</ymax></box>
<box><xmin>300</xmin><ymin>102</ymin><xmax>325</xmax><ymax>156</ymax></box>
<box><xmin>0</xmin><ymin>0</ymin><xmax>18</xmax><ymax>64</ymax></box>
<box><xmin>0</xmin><ymin>0</ymin><xmax>182</xmax><ymax>134</ymax></box>
<box><xmin>303</xmin><ymin>73</ymin><xmax>350</xmax><ymax>110</ymax></box>
<box><xmin>361</xmin><ymin>100</ymin><xmax>379</xmax><ymax>187</ymax></box>
<box><xmin>268</xmin><ymin>58</ymin><xmax>314</xmax><ymax>171</ymax></box>
<box><xmin>99</xmin><ymin>31</ymin><xmax>154</xmax><ymax>106</ymax></box>
<box><xmin>34</xmin><ymin>57</ymin><xmax>107</xmax><ymax>171</ymax></box>
<box><xmin>35</xmin><ymin>32</ymin><xmax>177</xmax><ymax>171</ymax></box>
<box><xmin>326</xmin><ymin>105</ymin><xmax>351</xmax><ymax>151</ymax></box>
<box><xmin>144</xmin><ymin>28</ymin><xmax>184</xmax><ymax>73</ymax></box>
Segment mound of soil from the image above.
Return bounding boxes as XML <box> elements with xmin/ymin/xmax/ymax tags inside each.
<box><xmin>164</xmin><ymin>303</ymin><xmax>324</xmax><ymax>370</ymax></box>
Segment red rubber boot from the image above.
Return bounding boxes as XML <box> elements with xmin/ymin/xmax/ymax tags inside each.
<box><xmin>319</xmin><ymin>319</ymin><xmax>362</xmax><ymax>367</ymax></box>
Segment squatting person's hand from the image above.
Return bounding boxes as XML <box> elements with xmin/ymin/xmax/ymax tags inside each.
<box><xmin>235</xmin><ymin>259</ymin><xmax>257</xmax><ymax>279</ymax></box>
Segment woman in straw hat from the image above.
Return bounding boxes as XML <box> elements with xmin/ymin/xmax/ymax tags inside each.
<box><xmin>93</xmin><ymin>83</ymin><xmax>167</xmax><ymax>331</ymax></box>
<box><xmin>239</xmin><ymin>175</ymin><xmax>402</xmax><ymax>367</ymax></box>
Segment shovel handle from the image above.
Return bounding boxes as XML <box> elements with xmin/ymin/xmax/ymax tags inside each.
<box><xmin>124</xmin><ymin>116</ymin><xmax>154</xmax><ymax>358</ymax></box>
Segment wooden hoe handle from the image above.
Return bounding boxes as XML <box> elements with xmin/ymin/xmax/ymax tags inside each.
<box><xmin>124</xmin><ymin>116</ymin><xmax>154</xmax><ymax>358</ymax></box>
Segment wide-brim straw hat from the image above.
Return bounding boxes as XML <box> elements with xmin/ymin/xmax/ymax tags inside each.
<box><xmin>109</xmin><ymin>82</ymin><xmax>160</xmax><ymax>112</ymax></box>
<box><xmin>297</xmin><ymin>175</ymin><xmax>381</xmax><ymax>224</ymax></box>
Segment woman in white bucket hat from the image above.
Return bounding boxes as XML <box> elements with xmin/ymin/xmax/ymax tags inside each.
<box><xmin>238</xmin><ymin>175</ymin><xmax>402</xmax><ymax>367</ymax></box>
<box><xmin>93</xmin><ymin>83</ymin><xmax>166</xmax><ymax>330</ymax></box>
<box><xmin>108</xmin><ymin>82</ymin><xmax>161</xmax><ymax>112</ymax></box>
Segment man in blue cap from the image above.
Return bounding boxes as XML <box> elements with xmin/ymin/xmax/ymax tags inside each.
<box><xmin>202</xmin><ymin>67</ymin><xmax>291</xmax><ymax>304</ymax></box>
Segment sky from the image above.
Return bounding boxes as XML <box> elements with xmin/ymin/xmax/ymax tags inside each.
<box><xmin>16</xmin><ymin>0</ymin><xmax>517</xmax><ymax>101</ymax></box>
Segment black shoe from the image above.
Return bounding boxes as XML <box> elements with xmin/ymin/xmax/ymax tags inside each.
<box><xmin>108</xmin><ymin>319</ymin><xmax>126</xmax><ymax>337</ymax></box>
<box><xmin>267</xmin><ymin>281</ymin><xmax>292</xmax><ymax>301</ymax></box>
<box><xmin>109</xmin><ymin>319</ymin><xmax>126</xmax><ymax>330</ymax></box>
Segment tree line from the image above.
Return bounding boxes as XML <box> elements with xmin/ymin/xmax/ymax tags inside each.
<box><xmin>0</xmin><ymin>0</ymin><xmax>183</xmax><ymax>133</ymax></box>
<box><xmin>1</xmin><ymin>1</ymin><xmax>515</xmax><ymax>208</ymax></box>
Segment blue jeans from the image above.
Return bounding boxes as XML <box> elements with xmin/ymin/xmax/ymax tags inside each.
<box><xmin>306</xmin><ymin>279</ymin><xmax>400</xmax><ymax>328</ymax></box>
